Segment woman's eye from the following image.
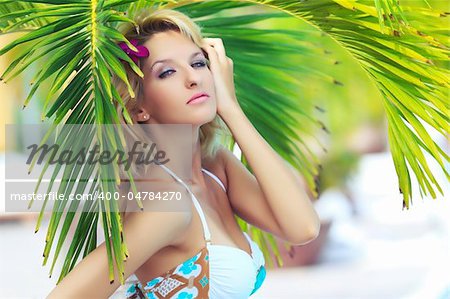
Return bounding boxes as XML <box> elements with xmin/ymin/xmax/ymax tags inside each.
<box><xmin>193</xmin><ymin>61</ymin><xmax>207</xmax><ymax>67</ymax></box>
<box><xmin>159</xmin><ymin>69</ymin><xmax>174</xmax><ymax>79</ymax></box>
<box><xmin>158</xmin><ymin>61</ymin><xmax>207</xmax><ymax>79</ymax></box>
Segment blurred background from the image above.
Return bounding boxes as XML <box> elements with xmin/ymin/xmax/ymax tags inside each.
<box><xmin>0</xmin><ymin>1</ymin><xmax>449</xmax><ymax>298</ymax></box>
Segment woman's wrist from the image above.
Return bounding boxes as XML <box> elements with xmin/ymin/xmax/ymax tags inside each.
<box><xmin>218</xmin><ymin>99</ymin><xmax>243</xmax><ymax>122</ymax></box>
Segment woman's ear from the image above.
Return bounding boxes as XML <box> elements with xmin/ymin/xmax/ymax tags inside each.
<box><xmin>134</xmin><ymin>85</ymin><xmax>151</xmax><ymax>123</ymax></box>
<box><xmin>135</xmin><ymin>108</ymin><xmax>151</xmax><ymax>123</ymax></box>
<box><xmin>127</xmin><ymin>99</ymin><xmax>150</xmax><ymax>123</ymax></box>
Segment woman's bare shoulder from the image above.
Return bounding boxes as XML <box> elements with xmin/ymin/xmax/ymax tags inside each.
<box><xmin>47</xmin><ymin>202</ymin><xmax>192</xmax><ymax>298</ymax></box>
<box><xmin>202</xmin><ymin>145</ymin><xmax>229</xmax><ymax>186</ymax></box>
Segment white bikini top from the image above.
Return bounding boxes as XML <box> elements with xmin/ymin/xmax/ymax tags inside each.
<box><xmin>158</xmin><ymin>164</ymin><xmax>266</xmax><ymax>298</ymax></box>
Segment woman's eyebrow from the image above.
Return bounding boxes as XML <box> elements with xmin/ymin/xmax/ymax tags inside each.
<box><xmin>150</xmin><ymin>51</ymin><xmax>203</xmax><ymax>71</ymax></box>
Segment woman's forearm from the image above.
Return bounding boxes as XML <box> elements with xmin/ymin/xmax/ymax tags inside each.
<box><xmin>220</xmin><ymin>103</ymin><xmax>320</xmax><ymax>243</ymax></box>
<box><xmin>47</xmin><ymin>241</ymin><xmax>123</xmax><ymax>299</ymax></box>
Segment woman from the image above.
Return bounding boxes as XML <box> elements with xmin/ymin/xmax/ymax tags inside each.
<box><xmin>47</xmin><ymin>8</ymin><xmax>320</xmax><ymax>299</ymax></box>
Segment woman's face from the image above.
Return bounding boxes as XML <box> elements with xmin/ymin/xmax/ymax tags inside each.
<box><xmin>137</xmin><ymin>30</ymin><xmax>216</xmax><ymax>125</ymax></box>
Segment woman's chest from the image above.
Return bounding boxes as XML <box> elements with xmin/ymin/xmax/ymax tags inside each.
<box><xmin>134</xmin><ymin>181</ymin><xmax>244</xmax><ymax>281</ymax></box>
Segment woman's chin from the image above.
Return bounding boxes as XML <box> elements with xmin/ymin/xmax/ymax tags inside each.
<box><xmin>160</xmin><ymin>108</ymin><xmax>217</xmax><ymax>125</ymax></box>
<box><xmin>190</xmin><ymin>111</ymin><xmax>217</xmax><ymax>126</ymax></box>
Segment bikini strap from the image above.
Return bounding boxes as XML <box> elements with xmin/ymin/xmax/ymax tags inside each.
<box><xmin>157</xmin><ymin>164</ymin><xmax>212</xmax><ymax>244</ymax></box>
<box><xmin>201</xmin><ymin>168</ymin><xmax>226</xmax><ymax>192</ymax></box>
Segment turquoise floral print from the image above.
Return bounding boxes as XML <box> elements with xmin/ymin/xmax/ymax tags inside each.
<box><xmin>176</xmin><ymin>292</ymin><xmax>193</xmax><ymax>299</ymax></box>
<box><xmin>179</xmin><ymin>256</ymin><xmax>199</xmax><ymax>275</ymax></box>
<box><xmin>146</xmin><ymin>277</ymin><xmax>162</xmax><ymax>289</ymax></box>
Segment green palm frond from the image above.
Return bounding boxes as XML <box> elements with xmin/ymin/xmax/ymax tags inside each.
<box><xmin>0</xmin><ymin>1</ymin><xmax>53</xmax><ymax>32</ymax></box>
<box><xmin>0</xmin><ymin>0</ymin><xmax>448</xmax><ymax>286</ymax></box>
<box><xmin>0</xmin><ymin>0</ymin><xmax>141</xmax><ymax>284</ymax></box>
<box><xmin>287</xmin><ymin>0</ymin><xmax>449</xmax><ymax>207</ymax></box>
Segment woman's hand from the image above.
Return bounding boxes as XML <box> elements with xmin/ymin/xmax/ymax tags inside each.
<box><xmin>201</xmin><ymin>38</ymin><xmax>240</xmax><ymax>117</ymax></box>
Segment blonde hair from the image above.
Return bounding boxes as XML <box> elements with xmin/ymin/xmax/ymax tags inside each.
<box><xmin>112</xmin><ymin>8</ymin><xmax>229</xmax><ymax>160</ymax></box>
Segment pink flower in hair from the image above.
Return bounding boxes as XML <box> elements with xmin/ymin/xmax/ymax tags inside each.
<box><xmin>118</xmin><ymin>39</ymin><xmax>149</xmax><ymax>64</ymax></box>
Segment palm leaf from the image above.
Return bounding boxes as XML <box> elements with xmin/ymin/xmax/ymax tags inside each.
<box><xmin>287</xmin><ymin>0</ymin><xmax>449</xmax><ymax>208</ymax></box>
<box><xmin>0</xmin><ymin>1</ymin><xmax>54</xmax><ymax>32</ymax></box>
<box><xmin>0</xmin><ymin>0</ymin><xmax>138</xmax><ymax>284</ymax></box>
<box><xmin>0</xmin><ymin>0</ymin><xmax>448</xmax><ymax>286</ymax></box>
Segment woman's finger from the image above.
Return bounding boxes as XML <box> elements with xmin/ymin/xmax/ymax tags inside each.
<box><xmin>201</xmin><ymin>42</ymin><xmax>219</xmax><ymax>71</ymax></box>
<box><xmin>203</xmin><ymin>38</ymin><xmax>227</xmax><ymax>64</ymax></box>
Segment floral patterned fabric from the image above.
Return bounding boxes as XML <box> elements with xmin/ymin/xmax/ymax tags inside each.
<box><xmin>125</xmin><ymin>246</ymin><xmax>209</xmax><ymax>299</ymax></box>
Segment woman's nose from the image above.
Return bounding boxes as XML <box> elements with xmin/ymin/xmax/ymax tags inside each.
<box><xmin>185</xmin><ymin>67</ymin><xmax>202</xmax><ymax>87</ymax></box>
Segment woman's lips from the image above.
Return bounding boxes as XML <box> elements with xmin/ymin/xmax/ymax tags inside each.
<box><xmin>187</xmin><ymin>94</ymin><xmax>210</xmax><ymax>105</ymax></box>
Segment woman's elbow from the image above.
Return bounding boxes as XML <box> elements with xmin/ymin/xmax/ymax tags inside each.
<box><xmin>287</xmin><ymin>218</ymin><xmax>321</xmax><ymax>246</ymax></box>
